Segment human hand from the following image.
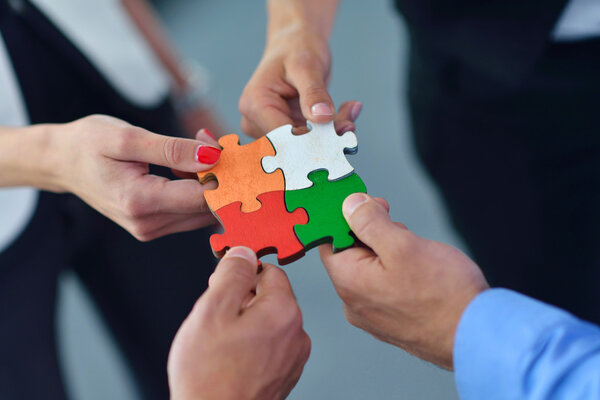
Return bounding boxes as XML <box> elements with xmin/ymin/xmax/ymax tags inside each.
<box><xmin>46</xmin><ymin>114</ymin><xmax>221</xmax><ymax>241</ymax></box>
<box><xmin>239</xmin><ymin>22</ymin><xmax>362</xmax><ymax>137</ymax></box>
<box><xmin>168</xmin><ymin>247</ymin><xmax>311</xmax><ymax>400</ymax></box>
<box><xmin>319</xmin><ymin>194</ymin><xmax>489</xmax><ymax>369</ymax></box>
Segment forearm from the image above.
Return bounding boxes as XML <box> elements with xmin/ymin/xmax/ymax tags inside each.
<box><xmin>267</xmin><ymin>0</ymin><xmax>339</xmax><ymax>42</ymax></box>
<box><xmin>0</xmin><ymin>124</ymin><xmax>63</xmax><ymax>192</ymax></box>
<box><xmin>122</xmin><ymin>0</ymin><xmax>188</xmax><ymax>93</ymax></box>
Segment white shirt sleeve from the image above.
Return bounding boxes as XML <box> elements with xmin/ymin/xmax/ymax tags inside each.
<box><xmin>553</xmin><ymin>0</ymin><xmax>600</xmax><ymax>42</ymax></box>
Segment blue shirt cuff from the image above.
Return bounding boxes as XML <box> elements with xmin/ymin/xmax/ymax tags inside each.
<box><xmin>453</xmin><ymin>288</ymin><xmax>582</xmax><ymax>399</ymax></box>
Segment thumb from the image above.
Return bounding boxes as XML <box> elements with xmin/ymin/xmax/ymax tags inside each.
<box><xmin>206</xmin><ymin>247</ymin><xmax>260</xmax><ymax>315</ymax></box>
<box><xmin>286</xmin><ymin>59</ymin><xmax>334</xmax><ymax>124</ymax></box>
<box><xmin>107</xmin><ymin>127</ymin><xmax>221</xmax><ymax>173</ymax></box>
<box><xmin>342</xmin><ymin>193</ymin><xmax>404</xmax><ymax>257</ymax></box>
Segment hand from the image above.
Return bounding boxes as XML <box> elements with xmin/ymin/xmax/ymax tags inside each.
<box><xmin>239</xmin><ymin>23</ymin><xmax>362</xmax><ymax>136</ymax></box>
<box><xmin>319</xmin><ymin>194</ymin><xmax>489</xmax><ymax>369</ymax></box>
<box><xmin>47</xmin><ymin>114</ymin><xmax>221</xmax><ymax>241</ymax></box>
<box><xmin>168</xmin><ymin>247</ymin><xmax>311</xmax><ymax>400</ymax></box>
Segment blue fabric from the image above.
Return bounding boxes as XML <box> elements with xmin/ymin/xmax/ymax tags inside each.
<box><xmin>454</xmin><ymin>288</ymin><xmax>600</xmax><ymax>399</ymax></box>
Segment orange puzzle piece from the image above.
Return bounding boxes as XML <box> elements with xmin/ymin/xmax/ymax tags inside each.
<box><xmin>210</xmin><ymin>191</ymin><xmax>308</xmax><ymax>265</ymax></box>
<box><xmin>198</xmin><ymin>135</ymin><xmax>284</xmax><ymax>213</ymax></box>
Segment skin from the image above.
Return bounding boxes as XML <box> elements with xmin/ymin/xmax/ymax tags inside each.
<box><xmin>0</xmin><ymin>115</ymin><xmax>220</xmax><ymax>241</ymax></box>
<box><xmin>319</xmin><ymin>194</ymin><xmax>490</xmax><ymax>369</ymax></box>
<box><xmin>168</xmin><ymin>247</ymin><xmax>311</xmax><ymax>400</ymax></box>
<box><xmin>240</xmin><ymin>0</ymin><xmax>490</xmax><ymax>369</ymax></box>
<box><xmin>239</xmin><ymin>0</ymin><xmax>342</xmax><ymax>137</ymax></box>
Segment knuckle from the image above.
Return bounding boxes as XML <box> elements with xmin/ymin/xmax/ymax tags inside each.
<box><xmin>121</xmin><ymin>193</ymin><xmax>149</xmax><ymax>219</ymax></box>
<box><xmin>238</xmin><ymin>92</ymin><xmax>252</xmax><ymax>116</ymax></box>
<box><xmin>113</xmin><ymin>126</ymin><xmax>139</xmax><ymax>156</ymax></box>
<box><xmin>162</xmin><ymin>137</ymin><xmax>185</xmax><ymax>166</ymax></box>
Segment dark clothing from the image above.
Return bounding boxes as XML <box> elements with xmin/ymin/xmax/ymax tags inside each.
<box><xmin>395</xmin><ymin>0</ymin><xmax>600</xmax><ymax>323</ymax></box>
<box><xmin>394</xmin><ymin>0</ymin><xmax>568</xmax><ymax>86</ymax></box>
<box><xmin>0</xmin><ymin>3</ymin><xmax>215</xmax><ymax>400</ymax></box>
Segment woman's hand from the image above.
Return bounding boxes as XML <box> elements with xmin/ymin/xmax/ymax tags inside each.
<box><xmin>168</xmin><ymin>247</ymin><xmax>311</xmax><ymax>400</ymax></box>
<box><xmin>45</xmin><ymin>114</ymin><xmax>221</xmax><ymax>240</ymax></box>
<box><xmin>320</xmin><ymin>194</ymin><xmax>490</xmax><ymax>369</ymax></box>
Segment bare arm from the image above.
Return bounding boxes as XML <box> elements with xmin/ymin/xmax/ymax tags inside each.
<box><xmin>121</xmin><ymin>0</ymin><xmax>188</xmax><ymax>94</ymax></box>
<box><xmin>239</xmin><ymin>0</ymin><xmax>352</xmax><ymax>137</ymax></box>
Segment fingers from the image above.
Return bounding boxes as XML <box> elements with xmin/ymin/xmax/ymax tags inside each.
<box><xmin>342</xmin><ymin>193</ymin><xmax>404</xmax><ymax>258</ymax></box>
<box><xmin>195</xmin><ymin>128</ymin><xmax>219</xmax><ymax>146</ymax></box>
<box><xmin>207</xmin><ymin>247</ymin><xmax>260</xmax><ymax>315</ymax></box>
<box><xmin>239</xmin><ymin>90</ymin><xmax>295</xmax><ymax>137</ymax></box>
<box><xmin>286</xmin><ymin>57</ymin><xmax>334</xmax><ymax>124</ymax></box>
<box><xmin>254</xmin><ymin>263</ymin><xmax>295</xmax><ymax>299</ymax></box>
<box><xmin>106</xmin><ymin>126</ymin><xmax>221</xmax><ymax>173</ymax></box>
<box><xmin>135</xmin><ymin>175</ymin><xmax>216</xmax><ymax>215</ymax></box>
<box><xmin>334</xmin><ymin>101</ymin><xmax>362</xmax><ymax>134</ymax></box>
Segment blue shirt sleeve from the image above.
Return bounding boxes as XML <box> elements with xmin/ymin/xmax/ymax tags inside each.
<box><xmin>454</xmin><ymin>288</ymin><xmax>600</xmax><ymax>400</ymax></box>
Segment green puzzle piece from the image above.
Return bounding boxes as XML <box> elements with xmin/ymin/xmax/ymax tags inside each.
<box><xmin>285</xmin><ymin>170</ymin><xmax>367</xmax><ymax>252</ymax></box>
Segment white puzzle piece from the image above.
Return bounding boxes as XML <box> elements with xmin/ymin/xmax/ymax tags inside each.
<box><xmin>261</xmin><ymin>121</ymin><xmax>358</xmax><ymax>190</ymax></box>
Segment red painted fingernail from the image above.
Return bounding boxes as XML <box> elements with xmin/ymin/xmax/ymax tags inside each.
<box><xmin>203</xmin><ymin>129</ymin><xmax>216</xmax><ymax>141</ymax></box>
<box><xmin>196</xmin><ymin>146</ymin><xmax>221</xmax><ymax>164</ymax></box>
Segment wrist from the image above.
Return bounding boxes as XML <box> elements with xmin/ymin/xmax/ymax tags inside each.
<box><xmin>0</xmin><ymin>123</ymin><xmax>66</xmax><ymax>192</ymax></box>
<box><xmin>266</xmin><ymin>0</ymin><xmax>337</xmax><ymax>43</ymax></box>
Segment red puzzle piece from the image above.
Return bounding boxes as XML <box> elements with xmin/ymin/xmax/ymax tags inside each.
<box><xmin>210</xmin><ymin>191</ymin><xmax>309</xmax><ymax>265</ymax></box>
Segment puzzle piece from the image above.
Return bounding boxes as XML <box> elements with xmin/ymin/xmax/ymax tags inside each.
<box><xmin>261</xmin><ymin>121</ymin><xmax>358</xmax><ymax>191</ymax></box>
<box><xmin>210</xmin><ymin>191</ymin><xmax>308</xmax><ymax>265</ymax></box>
<box><xmin>198</xmin><ymin>135</ymin><xmax>284</xmax><ymax>213</ymax></box>
<box><xmin>285</xmin><ymin>170</ymin><xmax>367</xmax><ymax>252</ymax></box>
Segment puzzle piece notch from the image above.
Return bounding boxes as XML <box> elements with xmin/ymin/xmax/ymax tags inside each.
<box><xmin>285</xmin><ymin>170</ymin><xmax>367</xmax><ymax>252</ymax></box>
<box><xmin>210</xmin><ymin>191</ymin><xmax>308</xmax><ymax>265</ymax></box>
<box><xmin>261</xmin><ymin>121</ymin><xmax>358</xmax><ymax>191</ymax></box>
<box><xmin>198</xmin><ymin>134</ymin><xmax>284</xmax><ymax>213</ymax></box>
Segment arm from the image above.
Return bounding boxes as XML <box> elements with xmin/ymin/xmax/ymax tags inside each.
<box><xmin>167</xmin><ymin>247</ymin><xmax>310</xmax><ymax>400</ymax></box>
<box><xmin>239</xmin><ymin>0</ymin><xmax>360</xmax><ymax>137</ymax></box>
<box><xmin>320</xmin><ymin>193</ymin><xmax>600</xmax><ymax>398</ymax></box>
<box><xmin>0</xmin><ymin>116</ymin><xmax>220</xmax><ymax>240</ymax></box>
<box><xmin>121</xmin><ymin>0</ymin><xmax>225</xmax><ymax>137</ymax></box>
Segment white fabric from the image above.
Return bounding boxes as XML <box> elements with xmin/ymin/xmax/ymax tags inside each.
<box><xmin>553</xmin><ymin>0</ymin><xmax>600</xmax><ymax>41</ymax></box>
<box><xmin>31</xmin><ymin>0</ymin><xmax>170</xmax><ymax>107</ymax></box>
<box><xmin>0</xmin><ymin>36</ymin><xmax>38</xmax><ymax>254</ymax></box>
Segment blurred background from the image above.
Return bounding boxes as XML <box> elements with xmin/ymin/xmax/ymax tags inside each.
<box><xmin>47</xmin><ymin>0</ymin><xmax>463</xmax><ymax>399</ymax></box>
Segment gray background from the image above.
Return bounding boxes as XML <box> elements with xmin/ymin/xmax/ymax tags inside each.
<box><xmin>52</xmin><ymin>0</ymin><xmax>465</xmax><ymax>399</ymax></box>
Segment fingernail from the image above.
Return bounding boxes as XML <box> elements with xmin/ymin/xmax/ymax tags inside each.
<box><xmin>202</xmin><ymin>129</ymin><xmax>216</xmax><ymax>141</ymax></box>
<box><xmin>224</xmin><ymin>246</ymin><xmax>257</xmax><ymax>264</ymax></box>
<box><xmin>311</xmin><ymin>102</ymin><xmax>333</xmax><ymax>116</ymax></box>
<box><xmin>350</xmin><ymin>102</ymin><xmax>363</xmax><ymax>121</ymax></box>
<box><xmin>343</xmin><ymin>193</ymin><xmax>369</xmax><ymax>217</ymax></box>
<box><xmin>196</xmin><ymin>146</ymin><xmax>221</xmax><ymax>164</ymax></box>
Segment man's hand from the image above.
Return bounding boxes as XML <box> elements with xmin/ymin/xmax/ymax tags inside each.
<box><xmin>319</xmin><ymin>194</ymin><xmax>489</xmax><ymax>369</ymax></box>
<box><xmin>45</xmin><ymin>114</ymin><xmax>221</xmax><ymax>241</ymax></box>
<box><xmin>168</xmin><ymin>247</ymin><xmax>311</xmax><ymax>400</ymax></box>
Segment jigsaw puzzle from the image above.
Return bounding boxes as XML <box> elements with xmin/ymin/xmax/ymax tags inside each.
<box><xmin>198</xmin><ymin>121</ymin><xmax>366</xmax><ymax>265</ymax></box>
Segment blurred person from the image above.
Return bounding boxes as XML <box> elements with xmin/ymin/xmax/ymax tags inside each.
<box><xmin>239</xmin><ymin>0</ymin><xmax>600</xmax><ymax>323</ymax></box>
<box><xmin>0</xmin><ymin>0</ymin><xmax>224</xmax><ymax>398</ymax></box>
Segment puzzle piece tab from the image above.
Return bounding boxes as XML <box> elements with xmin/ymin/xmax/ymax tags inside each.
<box><xmin>198</xmin><ymin>135</ymin><xmax>284</xmax><ymax>213</ymax></box>
<box><xmin>210</xmin><ymin>191</ymin><xmax>308</xmax><ymax>265</ymax></box>
<box><xmin>285</xmin><ymin>170</ymin><xmax>367</xmax><ymax>252</ymax></box>
<box><xmin>261</xmin><ymin>121</ymin><xmax>358</xmax><ymax>191</ymax></box>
